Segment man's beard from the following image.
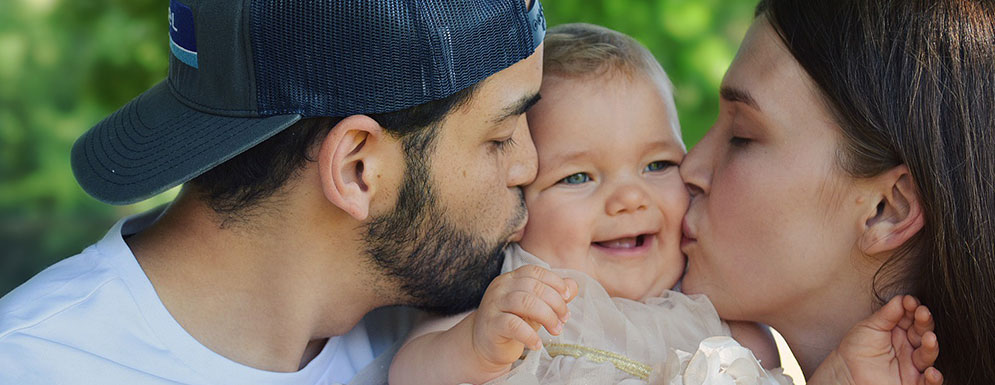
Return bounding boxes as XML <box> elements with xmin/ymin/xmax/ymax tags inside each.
<box><xmin>363</xmin><ymin>142</ymin><xmax>526</xmax><ymax>315</ymax></box>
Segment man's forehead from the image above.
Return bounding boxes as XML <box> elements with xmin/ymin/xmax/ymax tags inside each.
<box><xmin>450</xmin><ymin>45</ymin><xmax>544</xmax><ymax>126</ymax></box>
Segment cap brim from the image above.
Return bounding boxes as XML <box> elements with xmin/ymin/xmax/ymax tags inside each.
<box><xmin>71</xmin><ymin>80</ymin><xmax>301</xmax><ymax>205</ymax></box>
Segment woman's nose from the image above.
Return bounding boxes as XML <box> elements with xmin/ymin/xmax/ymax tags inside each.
<box><xmin>680</xmin><ymin>130</ymin><xmax>714</xmax><ymax>197</ymax></box>
<box><xmin>605</xmin><ymin>182</ymin><xmax>649</xmax><ymax>215</ymax></box>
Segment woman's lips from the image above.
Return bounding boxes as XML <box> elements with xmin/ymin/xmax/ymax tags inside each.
<box><xmin>681</xmin><ymin>218</ymin><xmax>698</xmax><ymax>248</ymax></box>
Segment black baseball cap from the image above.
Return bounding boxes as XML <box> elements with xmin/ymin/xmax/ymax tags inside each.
<box><xmin>72</xmin><ymin>0</ymin><xmax>546</xmax><ymax>205</ymax></box>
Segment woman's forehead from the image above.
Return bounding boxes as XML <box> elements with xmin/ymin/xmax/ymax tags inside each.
<box><xmin>723</xmin><ymin>18</ymin><xmax>829</xmax><ymax>129</ymax></box>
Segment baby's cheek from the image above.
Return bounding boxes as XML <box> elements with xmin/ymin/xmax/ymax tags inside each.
<box><xmin>520</xmin><ymin>196</ymin><xmax>590</xmax><ymax>267</ymax></box>
<box><xmin>654</xmin><ymin>175</ymin><xmax>690</xmax><ymax>221</ymax></box>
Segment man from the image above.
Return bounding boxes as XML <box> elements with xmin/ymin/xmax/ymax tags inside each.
<box><xmin>0</xmin><ymin>0</ymin><xmax>545</xmax><ymax>383</ymax></box>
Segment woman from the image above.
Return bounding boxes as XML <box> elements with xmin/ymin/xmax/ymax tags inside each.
<box><xmin>679</xmin><ymin>1</ymin><xmax>994</xmax><ymax>384</ymax></box>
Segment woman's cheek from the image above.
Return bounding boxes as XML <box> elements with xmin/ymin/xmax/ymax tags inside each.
<box><xmin>705</xmin><ymin>159</ymin><xmax>780</xmax><ymax>288</ymax></box>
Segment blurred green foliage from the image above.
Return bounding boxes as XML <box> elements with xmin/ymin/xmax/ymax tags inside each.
<box><xmin>0</xmin><ymin>0</ymin><xmax>757</xmax><ymax>296</ymax></box>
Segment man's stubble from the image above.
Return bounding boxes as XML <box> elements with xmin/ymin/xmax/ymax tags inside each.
<box><xmin>363</xmin><ymin>127</ymin><xmax>527</xmax><ymax>315</ymax></box>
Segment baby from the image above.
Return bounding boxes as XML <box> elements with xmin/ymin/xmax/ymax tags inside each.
<box><xmin>389</xmin><ymin>23</ymin><xmax>941</xmax><ymax>385</ymax></box>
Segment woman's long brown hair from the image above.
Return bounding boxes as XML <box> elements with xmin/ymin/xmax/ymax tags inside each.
<box><xmin>756</xmin><ymin>1</ymin><xmax>995</xmax><ymax>383</ymax></box>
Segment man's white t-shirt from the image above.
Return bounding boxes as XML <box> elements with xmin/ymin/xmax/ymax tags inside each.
<box><xmin>0</xmin><ymin>210</ymin><xmax>412</xmax><ymax>385</ymax></box>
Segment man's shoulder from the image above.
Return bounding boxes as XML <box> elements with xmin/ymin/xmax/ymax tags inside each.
<box><xmin>0</xmin><ymin>213</ymin><xmax>154</xmax><ymax>340</ymax></box>
<box><xmin>0</xmin><ymin>239</ymin><xmax>149</xmax><ymax>343</ymax></box>
<box><xmin>0</xmin><ymin>238</ymin><xmax>207</xmax><ymax>384</ymax></box>
<box><xmin>0</xmin><ymin>245</ymin><xmax>120</xmax><ymax>336</ymax></box>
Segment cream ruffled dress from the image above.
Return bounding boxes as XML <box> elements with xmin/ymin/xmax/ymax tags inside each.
<box><xmin>482</xmin><ymin>245</ymin><xmax>793</xmax><ymax>385</ymax></box>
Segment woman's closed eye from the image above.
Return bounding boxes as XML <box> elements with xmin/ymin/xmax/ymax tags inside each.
<box><xmin>559</xmin><ymin>173</ymin><xmax>591</xmax><ymax>185</ymax></box>
<box><xmin>729</xmin><ymin>136</ymin><xmax>752</xmax><ymax>147</ymax></box>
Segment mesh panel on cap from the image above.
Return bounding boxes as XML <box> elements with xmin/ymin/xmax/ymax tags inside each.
<box><xmin>250</xmin><ymin>0</ymin><xmax>535</xmax><ymax>117</ymax></box>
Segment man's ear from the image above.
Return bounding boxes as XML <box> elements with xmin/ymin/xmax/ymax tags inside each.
<box><xmin>859</xmin><ymin>165</ymin><xmax>925</xmax><ymax>256</ymax></box>
<box><xmin>317</xmin><ymin>115</ymin><xmax>390</xmax><ymax>221</ymax></box>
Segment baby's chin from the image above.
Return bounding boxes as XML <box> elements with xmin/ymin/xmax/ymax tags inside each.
<box><xmin>600</xmin><ymin>269</ymin><xmax>682</xmax><ymax>301</ymax></box>
<box><xmin>603</xmin><ymin>283</ymin><xmax>662</xmax><ymax>301</ymax></box>
<box><xmin>591</xmin><ymin>250</ymin><xmax>686</xmax><ymax>299</ymax></box>
<box><xmin>517</xmin><ymin>239</ymin><xmax>684</xmax><ymax>300</ymax></box>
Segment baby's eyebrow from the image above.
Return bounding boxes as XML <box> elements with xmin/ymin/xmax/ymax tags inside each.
<box><xmin>546</xmin><ymin>149</ymin><xmax>587</xmax><ymax>168</ymax></box>
<box><xmin>642</xmin><ymin>139</ymin><xmax>683</xmax><ymax>153</ymax></box>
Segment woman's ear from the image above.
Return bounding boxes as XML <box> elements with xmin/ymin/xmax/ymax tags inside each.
<box><xmin>859</xmin><ymin>165</ymin><xmax>924</xmax><ymax>256</ymax></box>
<box><xmin>317</xmin><ymin>115</ymin><xmax>390</xmax><ymax>221</ymax></box>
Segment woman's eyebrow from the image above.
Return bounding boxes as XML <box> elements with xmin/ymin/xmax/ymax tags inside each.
<box><xmin>720</xmin><ymin>86</ymin><xmax>762</xmax><ymax>112</ymax></box>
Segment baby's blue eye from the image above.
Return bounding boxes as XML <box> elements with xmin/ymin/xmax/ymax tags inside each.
<box><xmin>560</xmin><ymin>173</ymin><xmax>591</xmax><ymax>185</ymax></box>
<box><xmin>645</xmin><ymin>161</ymin><xmax>675</xmax><ymax>172</ymax></box>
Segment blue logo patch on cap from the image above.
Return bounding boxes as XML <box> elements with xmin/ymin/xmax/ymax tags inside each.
<box><xmin>169</xmin><ymin>0</ymin><xmax>197</xmax><ymax>69</ymax></box>
<box><xmin>527</xmin><ymin>0</ymin><xmax>546</xmax><ymax>49</ymax></box>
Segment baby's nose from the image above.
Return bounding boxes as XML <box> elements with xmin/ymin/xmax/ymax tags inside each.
<box><xmin>605</xmin><ymin>183</ymin><xmax>649</xmax><ymax>215</ymax></box>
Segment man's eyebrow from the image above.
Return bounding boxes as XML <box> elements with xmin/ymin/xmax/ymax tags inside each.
<box><xmin>493</xmin><ymin>92</ymin><xmax>542</xmax><ymax>124</ymax></box>
<box><xmin>720</xmin><ymin>86</ymin><xmax>761</xmax><ymax>112</ymax></box>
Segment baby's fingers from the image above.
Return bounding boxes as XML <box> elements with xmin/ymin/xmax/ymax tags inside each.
<box><xmin>913</xmin><ymin>331</ymin><xmax>939</xmax><ymax>372</ymax></box>
<box><xmin>494</xmin><ymin>313</ymin><xmax>543</xmax><ymax>351</ymax></box>
<box><xmin>920</xmin><ymin>367</ymin><xmax>943</xmax><ymax>385</ymax></box>
<box><xmin>899</xmin><ymin>295</ymin><xmax>920</xmax><ymax>330</ymax></box>
<box><xmin>501</xmin><ymin>288</ymin><xmax>565</xmax><ymax>336</ymax></box>
<box><xmin>910</xmin><ymin>305</ymin><xmax>935</xmax><ymax>347</ymax></box>
<box><xmin>506</xmin><ymin>266</ymin><xmax>573</xmax><ymax>323</ymax></box>
<box><xmin>564</xmin><ymin>278</ymin><xmax>579</xmax><ymax>303</ymax></box>
<box><xmin>511</xmin><ymin>265</ymin><xmax>573</xmax><ymax>303</ymax></box>
<box><xmin>863</xmin><ymin>295</ymin><xmax>905</xmax><ymax>332</ymax></box>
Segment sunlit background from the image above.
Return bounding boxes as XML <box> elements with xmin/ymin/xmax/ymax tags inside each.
<box><xmin>0</xmin><ymin>0</ymin><xmax>804</xmax><ymax>381</ymax></box>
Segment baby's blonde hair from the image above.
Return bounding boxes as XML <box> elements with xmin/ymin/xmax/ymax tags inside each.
<box><xmin>544</xmin><ymin>23</ymin><xmax>671</xmax><ymax>86</ymax></box>
<box><xmin>542</xmin><ymin>23</ymin><xmax>681</xmax><ymax>141</ymax></box>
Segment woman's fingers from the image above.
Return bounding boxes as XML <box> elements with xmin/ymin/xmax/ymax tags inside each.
<box><xmin>913</xmin><ymin>331</ymin><xmax>939</xmax><ymax>372</ymax></box>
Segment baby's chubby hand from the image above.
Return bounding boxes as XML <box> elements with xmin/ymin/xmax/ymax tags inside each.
<box><xmin>810</xmin><ymin>295</ymin><xmax>942</xmax><ymax>385</ymax></box>
<box><xmin>469</xmin><ymin>265</ymin><xmax>579</xmax><ymax>373</ymax></box>
<box><xmin>388</xmin><ymin>265</ymin><xmax>579</xmax><ymax>385</ymax></box>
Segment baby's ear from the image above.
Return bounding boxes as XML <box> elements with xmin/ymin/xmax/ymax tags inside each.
<box><xmin>859</xmin><ymin>165</ymin><xmax>924</xmax><ymax>256</ymax></box>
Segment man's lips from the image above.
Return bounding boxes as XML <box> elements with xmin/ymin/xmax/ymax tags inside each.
<box><xmin>509</xmin><ymin>227</ymin><xmax>526</xmax><ymax>242</ymax></box>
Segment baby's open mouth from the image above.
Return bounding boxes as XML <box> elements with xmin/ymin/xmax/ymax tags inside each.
<box><xmin>594</xmin><ymin>234</ymin><xmax>648</xmax><ymax>249</ymax></box>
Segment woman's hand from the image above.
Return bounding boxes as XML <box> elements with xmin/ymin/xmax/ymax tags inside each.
<box><xmin>809</xmin><ymin>295</ymin><xmax>942</xmax><ymax>385</ymax></box>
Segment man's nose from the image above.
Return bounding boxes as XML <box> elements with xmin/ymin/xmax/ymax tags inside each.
<box><xmin>507</xmin><ymin>116</ymin><xmax>538</xmax><ymax>187</ymax></box>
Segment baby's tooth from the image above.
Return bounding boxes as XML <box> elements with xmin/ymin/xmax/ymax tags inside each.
<box><xmin>607</xmin><ymin>237</ymin><xmax>637</xmax><ymax>248</ymax></box>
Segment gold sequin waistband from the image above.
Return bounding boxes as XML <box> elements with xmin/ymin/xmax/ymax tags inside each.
<box><xmin>544</xmin><ymin>343</ymin><xmax>652</xmax><ymax>380</ymax></box>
